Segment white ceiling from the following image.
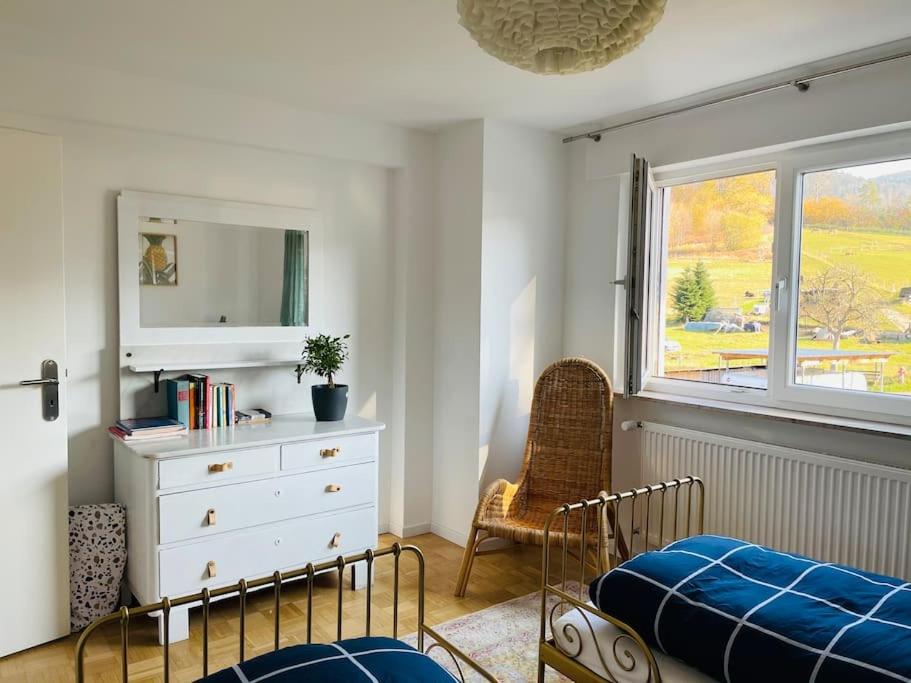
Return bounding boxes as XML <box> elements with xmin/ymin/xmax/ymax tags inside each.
<box><xmin>1</xmin><ymin>0</ymin><xmax>911</xmax><ymax>132</ymax></box>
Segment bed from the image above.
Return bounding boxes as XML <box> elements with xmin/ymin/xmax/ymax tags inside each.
<box><xmin>539</xmin><ymin>476</ymin><xmax>911</xmax><ymax>683</ymax></box>
<box><xmin>76</xmin><ymin>544</ymin><xmax>494</xmax><ymax>682</ymax></box>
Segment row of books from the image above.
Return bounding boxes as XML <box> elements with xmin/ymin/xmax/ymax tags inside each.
<box><xmin>166</xmin><ymin>374</ymin><xmax>238</xmax><ymax>429</ymax></box>
<box><xmin>108</xmin><ymin>417</ymin><xmax>187</xmax><ymax>442</ymax></box>
<box><xmin>165</xmin><ymin>374</ymin><xmax>274</xmax><ymax>430</ymax></box>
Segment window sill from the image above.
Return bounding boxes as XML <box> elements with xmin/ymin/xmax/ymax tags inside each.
<box><xmin>633</xmin><ymin>390</ymin><xmax>911</xmax><ymax>441</ymax></box>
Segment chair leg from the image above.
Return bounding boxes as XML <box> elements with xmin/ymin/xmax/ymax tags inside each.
<box><xmin>454</xmin><ymin>525</ymin><xmax>481</xmax><ymax>597</ymax></box>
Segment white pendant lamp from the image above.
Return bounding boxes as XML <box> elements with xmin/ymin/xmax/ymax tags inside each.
<box><xmin>457</xmin><ymin>0</ymin><xmax>667</xmax><ymax>75</ymax></box>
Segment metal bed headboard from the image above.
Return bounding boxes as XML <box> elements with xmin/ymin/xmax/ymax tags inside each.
<box><xmin>75</xmin><ymin>543</ymin><xmax>496</xmax><ymax>682</ymax></box>
<box><xmin>539</xmin><ymin>476</ymin><xmax>705</xmax><ymax>683</ymax></box>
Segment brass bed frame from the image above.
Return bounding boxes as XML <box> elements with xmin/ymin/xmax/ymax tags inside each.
<box><xmin>76</xmin><ymin>543</ymin><xmax>496</xmax><ymax>682</ymax></box>
<box><xmin>538</xmin><ymin>476</ymin><xmax>705</xmax><ymax>683</ymax></box>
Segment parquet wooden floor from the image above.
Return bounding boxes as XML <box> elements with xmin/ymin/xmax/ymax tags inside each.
<box><xmin>0</xmin><ymin>533</ymin><xmax>543</xmax><ymax>682</ymax></box>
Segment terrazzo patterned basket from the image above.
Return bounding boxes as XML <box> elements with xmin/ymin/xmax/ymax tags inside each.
<box><xmin>68</xmin><ymin>503</ymin><xmax>127</xmax><ymax>632</ymax></box>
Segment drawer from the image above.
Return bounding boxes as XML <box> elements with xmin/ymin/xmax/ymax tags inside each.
<box><xmin>159</xmin><ymin>462</ymin><xmax>376</xmax><ymax>544</ymax></box>
<box><xmin>158</xmin><ymin>445</ymin><xmax>279</xmax><ymax>490</ymax></box>
<box><xmin>281</xmin><ymin>433</ymin><xmax>376</xmax><ymax>471</ymax></box>
<box><xmin>158</xmin><ymin>506</ymin><xmax>377</xmax><ymax>598</ymax></box>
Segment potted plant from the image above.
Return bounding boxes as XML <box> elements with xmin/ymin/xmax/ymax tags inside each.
<box><xmin>299</xmin><ymin>333</ymin><xmax>350</xmax><ymax>421</ymax></box>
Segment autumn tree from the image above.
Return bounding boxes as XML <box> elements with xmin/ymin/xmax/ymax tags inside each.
<box><xmin>672</xmin><ymin>261</ymin><xmax>716</xmax><ymax>323</ymax></box>
<box><xmin>799</xmin><ymin>265</ymin><xmax>881</xmax><ymax>349</ymax></box>
<box><xmin>802</xmin><ymin>196</ymin><xmax>856</xmax><ymax>229</ymax></box>
<box><xmin>668</xmin><ymin>171</ymin><xmax>774</xmax><ymax>255</ymax></box>
<box><xmin>721</xmin><ymin>211</ymin><xmax>765</xmax><ymax>251</ymax></box>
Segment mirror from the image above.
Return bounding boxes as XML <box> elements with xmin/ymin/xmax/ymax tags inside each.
<box><xmin>118</xmin><ymin>191</ymin><xmax>321</xmax><ymax>347</ymax></box>
<box><xmin>138</xmin><ymin>218</ymin><xmax>309</xmax><ymax>328</ymax></box>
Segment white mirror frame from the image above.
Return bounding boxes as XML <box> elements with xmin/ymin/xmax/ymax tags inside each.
<box><xmin>118</xmin><ymin>190</ymin><xmax>323</xmax><ymax>346</ymax></box>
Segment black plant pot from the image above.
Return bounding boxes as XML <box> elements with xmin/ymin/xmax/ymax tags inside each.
<box><xmin>311</xmin><ymin>384</ymin><xmax>348</xmax><ymax>421</ymax></box>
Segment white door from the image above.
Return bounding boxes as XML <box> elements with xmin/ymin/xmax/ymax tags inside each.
<box><xmin>0</xmin><ymin>127</ymin><xmax>69</xmax><ymax>656</ymax></box>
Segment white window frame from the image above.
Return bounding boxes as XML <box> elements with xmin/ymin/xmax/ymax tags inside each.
<box><xmin>633</xmin><ymin>128</ymin><xmax>911</xmax><ymax>427</ymax></box>
<box><xmin>645</xmin><ymin>158</ymin><xmax>780</xmax><ymax>409</ymax></box>
<box><xmin>773</xmin><ymin>133</ymin><xmax>911</xmax><ymax>423</ymax></box>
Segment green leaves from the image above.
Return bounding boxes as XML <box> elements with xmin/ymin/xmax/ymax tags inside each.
<box><xmin>672</xmin><ymin>261</ymin><xmax>716</xmax><ymax>323</ymax></box>
<box><xmin>300</xmin><ymin>334</ymin><xmax>350</xmax><ymax>387</ymax></box>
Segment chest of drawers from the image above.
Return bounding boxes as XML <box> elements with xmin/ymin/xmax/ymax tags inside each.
<box><xmin>112</xmin><ymin>414</ymin><xmax>384</xmax><ymax>644</ymax></box>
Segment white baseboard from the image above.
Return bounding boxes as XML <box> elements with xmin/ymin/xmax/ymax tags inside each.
<box><xmin>430</xmin><ymin>521</ymin><xmax>469</xmax><ymax>548</ymax></box>
<box><xmin>386</xmin><ymin>521</ymin><xmax>432</xmax><ymax>539</ymax></box>
<box><xmin>401</xmin><ymin>522</ymin><xmax>432</xmax><ymax>538</ymax></box>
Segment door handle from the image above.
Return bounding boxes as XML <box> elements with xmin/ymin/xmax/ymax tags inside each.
<box><xmin>18</xmin><ymin>360</ymin><xmax>59</xmax><ymax>421</ymax></box>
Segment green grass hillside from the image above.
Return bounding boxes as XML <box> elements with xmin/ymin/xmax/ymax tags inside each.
<box><xmin>665</xmin><ymin>226</ymin><xmax>911</xmax><ymax>394</ymax></box>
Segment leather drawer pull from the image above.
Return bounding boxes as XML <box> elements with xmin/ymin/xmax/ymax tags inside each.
<box><xmin>320</xmin><ymin>448</ymin><xmax>340</xmax><ymax>458</ymax></box>
<box><xmin>208</xmin><ymin>462</ymin><xmax>234</xmax><ymax>473</ymax></box>
<box><xmin>207</xmin><ymin>508</ymin><xmax>217</xmax><ymax>526</ymax></box>
<box><xmin>326</xmin><ymin>484</ymin><xmax>342</xmax><ymax>493</ymax></box>
<box><xmin>331</xmin><ymin>532</ymin><xmax>342</xmax><ymax>548</ymax></box>
<box><xmin>207</xmin><ymin>560</ymin><xmax>217</xmax><ymax>578</ymax></box>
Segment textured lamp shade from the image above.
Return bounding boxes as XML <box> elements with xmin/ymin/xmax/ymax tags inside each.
<box><xmin>457</xmin><ymin>0</ymin><xmax>667</xmax><ymax>75</ymax></box>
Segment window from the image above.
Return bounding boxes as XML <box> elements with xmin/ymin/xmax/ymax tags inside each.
<box><xmin>657</xmin><ymin>170</ymin><xmax>776</xmax><ymax>390</ymax></box>
<box><xmin>794</xmin><ymin>159</ymin><xmax>911</xmax><ymax>398</ymax></box>
<box><xmin>625</xmin><ymin>135</ymin><xmax>911</xmax><ymax>424</ymax></box>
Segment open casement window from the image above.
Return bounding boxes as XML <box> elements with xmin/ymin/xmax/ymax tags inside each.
<box><xmin>624</xmin><ymin>154</ymin><xmax>660</xmax><ymax>397</ymax></box>
<box><xmin>619</xmin><ymin>129</ymin><xmax>911</xmax><ymax>427</ymax></box>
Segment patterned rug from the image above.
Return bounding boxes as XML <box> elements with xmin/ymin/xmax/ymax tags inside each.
<box><xmin>402</xmin><ymin>588</ymin><xmax>577</xmax><ymax>682</ymax></box>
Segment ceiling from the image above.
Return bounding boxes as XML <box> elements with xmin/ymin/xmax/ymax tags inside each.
<box><xmin>1</xmin><ymin>0</ymin><xmax>911</xmax><ymax>132</ymax></box>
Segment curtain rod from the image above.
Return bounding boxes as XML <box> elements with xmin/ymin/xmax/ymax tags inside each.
<box><xmin>562</xmin><ymin>47</ymin><xmax>911</xmax><ymax>144</ymax></box>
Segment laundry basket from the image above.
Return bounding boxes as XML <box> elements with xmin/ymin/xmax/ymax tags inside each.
<box><xmin>68</xmin><ymin>504</ymin><xmax>127</xmax><ymax>631</ymax></box>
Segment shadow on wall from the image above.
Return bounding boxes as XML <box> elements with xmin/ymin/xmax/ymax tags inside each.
<box><xmin>480</xmin><ymin>277</ymin><xmax>537</xmax><ymax>488</ymax></box>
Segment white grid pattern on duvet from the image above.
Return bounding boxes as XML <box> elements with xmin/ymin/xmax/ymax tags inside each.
<box><xmin>611</xmin><ymin>536</ymin><xmax>911</xmax><ymax>683</ymax></box>
<box><xmin>227</xmin><ymin>645</ymin><xmax>458</xmax><ymax>683</ymax></box>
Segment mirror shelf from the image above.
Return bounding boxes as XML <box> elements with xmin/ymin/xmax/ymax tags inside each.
<box><xmin>127</xmin><ymin>359</ymin><xmax>302</xmax><ymax>373</ymax></box>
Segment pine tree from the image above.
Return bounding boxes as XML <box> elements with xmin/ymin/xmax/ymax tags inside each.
<box><xmin>692</xmin><ymin>261</ymin><xmax>716</xmax><ymax>316</ymax></box>
<box><xmin>672</xmin><ymin>261</ymin><xmax>716</xmax><ymax>322</ymax></box>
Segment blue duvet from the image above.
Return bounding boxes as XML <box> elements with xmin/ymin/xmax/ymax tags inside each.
<box><xmin>198</xmin><ymin>636</ymin><xmax>457</xmax><ymax>682</ymax></box>
<box><xmin>590</xmin><ymin>535</ymin><xmax>911</xmax><ymax>682</ymax></box>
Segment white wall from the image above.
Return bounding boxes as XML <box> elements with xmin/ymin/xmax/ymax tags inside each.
<box><xmin>432</xmin><ymin>121</ymin><xmax>485</xmax><ymax>544</ymax></box>
<box><xmin>0</xmin><ymin>54</ymin><xmax>437</xmax><ymax>537</ymax></box>
<box><xmin>479</xmin><ymin>121</ymin><xmax>566</xmax><ymax>488</ymax></box>
<box><xmin>432</xmin><ymin>120</ymin><xmax>567</xmax><ymax>545</ymax></box>
<box><xmin>563</xmin><ymin>57</ymin><xmax>911</xmax><ymax>490</ymax></box>
<box><xmin>388</xmin><ymin>145</ymin><xmax>437</xmax><ymax>539</ymax></box>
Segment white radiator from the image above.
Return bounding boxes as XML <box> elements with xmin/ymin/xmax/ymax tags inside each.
<box><xmin>641</xmin><ymin>422</ymin><xmax>911</xmax><ymax>579</ymax></box>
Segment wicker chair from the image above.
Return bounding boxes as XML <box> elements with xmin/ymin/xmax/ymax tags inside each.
<box><xmin>454</xmin><ymin>357</ymin><xmax>626</xmax><ymax>597</ymax></box>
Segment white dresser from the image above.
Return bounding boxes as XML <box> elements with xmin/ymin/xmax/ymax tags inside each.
<box><xmin>113</xmin><ymin>414</ymin><xmax>384</xmax><ymax>643</ymax></box>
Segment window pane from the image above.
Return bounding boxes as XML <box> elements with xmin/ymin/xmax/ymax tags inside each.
<box><xmin>795</xmin><ymin>158</ymin><xmax>911</xmax><ymax>397</ymax></box>
<box><xmin>659</xmin><ymin>170</ymin><xmax>776</xmax><ymax>388</ymax></box>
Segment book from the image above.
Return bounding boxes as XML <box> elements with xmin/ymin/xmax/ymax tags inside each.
<box><xmin>177</xmin><ymin>373</ymin><xmax>211</xmax><ymax>430</ymax></box>
<box><xmin>115</xmin><ymin>417</ymin><xmax>184</xmax><ymax>435</ymax></box>
<box><xmin>109</xmin><ymin>425</ymin><xmax>187</xmax><ymax>441</ymax></box>
<box><xmin>235</xmin><ymin>408</ymin><xmax>272</xmax><ymax>424</ymax></box>
<box><xmin>215</xmin><ymin>384</ymin><xmax>223</xmax><ymax>427</ymax></box>
<box><xmin>196</xmin><ymin>374</ymin><xmax>209</xmax><ymax>429</ymax></box>
<box><xmin>188</xmin><ymin>381</ymin><xmax>197</xmax><ymax>430</ymax></box>
<box><xmin>165</xmin><ymin>378</ymin><xmax>191</xmax><ymax>427</ymax></box>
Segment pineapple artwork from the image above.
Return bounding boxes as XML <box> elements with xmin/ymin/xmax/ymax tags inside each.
<box><xmin>139</xmin><ymin>233</ymin><xmax>177</xmax><ymax>286</ymax></box>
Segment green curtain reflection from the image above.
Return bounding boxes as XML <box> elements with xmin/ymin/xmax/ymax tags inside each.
<box><xmin>280</xmin><ymin>229</ymin><xmax>309</xmax><ymax>326</ymax></box>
